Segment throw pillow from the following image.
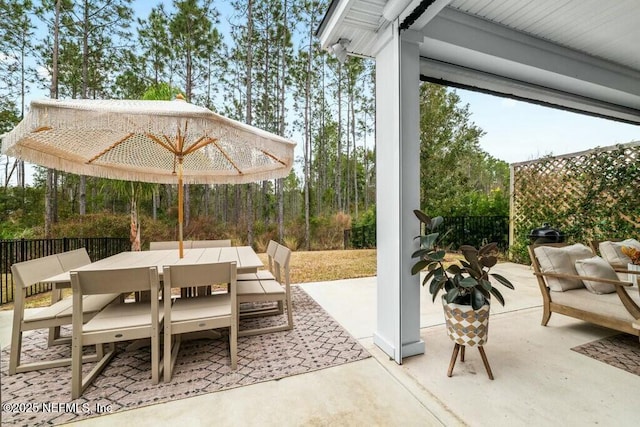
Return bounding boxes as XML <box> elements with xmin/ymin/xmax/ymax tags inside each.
<box><xmin>599</xmin><ymin>239</ymin><xmax>640</xmax><ymax>267</ymax></box>
<box><xmin>574</xmin><ymin>256</ymin><xmax>618</xmax><ymax>294</ymax></box>
<box><xmin>534</xmin><ymin>244</ymin><xmax>593</xmax><ymax>291</ymax></box>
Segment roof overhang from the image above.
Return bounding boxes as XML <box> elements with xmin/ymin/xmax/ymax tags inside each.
<box><xmin>317</xmin><ymin>0</ymin><xmax>640</xmax><ymax>124</ymax></box>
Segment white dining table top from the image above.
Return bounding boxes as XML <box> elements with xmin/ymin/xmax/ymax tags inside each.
<box><xmin>42</xmin><ymin>247</ymin><xmax>263</xmax><ymax>286</ymax></box>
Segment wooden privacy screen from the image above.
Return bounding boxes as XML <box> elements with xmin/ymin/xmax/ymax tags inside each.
<box><xmin>509</xmin><ymin>141</ymin><xmax>640</xmax><ymax>263</ymax></box>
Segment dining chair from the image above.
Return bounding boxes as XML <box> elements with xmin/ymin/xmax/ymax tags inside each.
<box><xmin>237</xmin><ymin>245</ymin><xmax>293</xmax><ymax>337</ymax></box>
<box><xmin>163</xmin><ymin>262</ymin><xmax>238</xmax><ymax>382</ymax></box>
<box><xmin>70</xmin><ymin>266</ymin><xmax>162</xmax><ymax>399</ymax></box>
<box><xmin>9</xmin><ymin>254</ymin><xmax>118</xmax><ymax>375</ymax></box>
<box><xmin>150</xmin><ymin>241</ymin><xmax>185</xmax><ymax>250</ymax></box>
<box><xmin>237</xmin><ymin>240</ymin><xmax>279</xmax><ymax>281</ymax></box>
<box><xmin>57</xmin><ymin>247</ymin><xmax>92</xmax><ymax>271</ymax></box>
<box><xmin>190</xmin><ymin>239</ymin><xmax>232</xmax><ymax>248</ymax></box>
<box><xmin>48</xmin><ymin>248</ymin><xmax>93</xmax><ymax>345</ymax></box>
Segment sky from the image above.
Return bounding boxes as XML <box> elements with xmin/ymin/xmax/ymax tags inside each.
<box><xmin>455</xmin><ymin>89</ymin><xmax>639</xmax><ymax>165</ymax></box>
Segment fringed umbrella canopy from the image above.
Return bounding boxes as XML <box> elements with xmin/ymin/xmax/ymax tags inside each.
<box><xmin>1</xmin><ymin>96</ymin><xmax>296</xmax><ymax>257</ymax></box>
<box><xmin>1</xmin><ymin>97</ymin><xmax>295</xmax><ymax>184</ymax></box>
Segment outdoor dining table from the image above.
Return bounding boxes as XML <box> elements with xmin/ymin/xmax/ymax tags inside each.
<box><xmin>40</xmin><ymin>246</ymin><xmax>263</xmax><ymax>345</ymax></box>
<box><xmin>42</xmin><ymin>246</ymin><xmax>263</xmax><ymax>287</ymax></box>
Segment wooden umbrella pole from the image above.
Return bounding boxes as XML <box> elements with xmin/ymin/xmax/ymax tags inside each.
<box><xmin>178</xmin><ymin>158</ymin><xmax>184</xmax><ymax>259</ymax></box>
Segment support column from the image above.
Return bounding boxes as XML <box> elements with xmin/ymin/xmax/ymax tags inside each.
<box><xmin>373</xmin><ymin>24</ymin><xmax>424</xmax><ymax>363</ymax></box>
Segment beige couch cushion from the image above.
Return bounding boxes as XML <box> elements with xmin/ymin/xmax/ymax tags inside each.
<box><xmin>574</xmin><ymin>256</ymin><xmax>618</xmax><ymax>294</ymax></box>
<box><xmin>534</xmin><ymin>244</ymin><xmax>593</xmax><ymax>291</ymax></box>
<box><xmin>551</xmin><ymin>287</ymin><xmax>640</xmax><ymax>323</ymax></box>
<box><xmin>599</xmin><ymin>239</ymin><xmax>640</xmax><ymax>267</ymax></box>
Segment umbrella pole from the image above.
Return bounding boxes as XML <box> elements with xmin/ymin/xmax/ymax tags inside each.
<box><xmin>178</xmin><ymin>160</ymin><xmax>184</xmax><ymax>258</ymax></box>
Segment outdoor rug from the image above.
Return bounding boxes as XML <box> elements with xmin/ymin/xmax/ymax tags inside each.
<box><xmin>1</xmin><ymin>286</ymin><xmax>370</xmax><ymax>426</ymax></box>
<box><xmin>571</xmin><ymin>333</ymin><xmax>640</xmax><ymax>376</ymax></box>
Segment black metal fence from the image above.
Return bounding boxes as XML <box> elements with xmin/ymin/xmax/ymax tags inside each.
<box><xmin>1</xmin><ymin>237</ymin><xmax>130</xmax><ymax>305</ymax></box>
<box><xmin>345</xmin><ymin>216</ymin><xmax>510</xmax><ymax>251</ymax></box>
<box><xmin>440</xmin><ymin>216</ymin><xmax>509</xmax><ymax>251</ymax></box>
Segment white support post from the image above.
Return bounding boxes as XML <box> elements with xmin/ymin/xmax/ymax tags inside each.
<box><xmin>373</xmin><ymin>23</ymin><xmax>424</xmax><ymax>363</ymax></box>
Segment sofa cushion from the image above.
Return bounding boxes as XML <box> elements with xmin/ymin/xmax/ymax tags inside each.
<box><xmin>574</xmin><ymin>256</ymin><xmax>618</xmax><ymax>294</ymax></box>
<box><xmin>550</xmin><ymin>287</ymin><xmax>640</xmax><ymax>323</ymax></box>
<box><xmin>534</xmin><ymin>244</ymin><xmax>593</xmax><ymax>291</ymax></box>
<box><xmin>599</xmin><ymin>239</ymin><xmax>640</xmax><ymax>267</ymax></box>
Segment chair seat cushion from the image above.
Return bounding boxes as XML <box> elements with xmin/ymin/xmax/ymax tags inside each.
<box><xmin>237</xmin><ymin>270</ymin><xmax>275</xmax><ymax>281</ymax></box>
<box><xmin>84</xmin><ymin>301</ymin><xmax>163</xmax><ymax>332</ymax></box>
<box><xmin>170</xmin><ymin>294</ymin><xmax>231</xmax><ymax>322</ymax></box>
<box><xmin>551</xmin><ymin>286</ymin><xmax>640</xmax><ymax>322</ymax></box>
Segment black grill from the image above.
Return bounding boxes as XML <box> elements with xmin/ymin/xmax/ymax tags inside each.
<box><xmin>529</xmin><ymin>223</ymin><xmax>565</xmax><ymax>244</ymax></box>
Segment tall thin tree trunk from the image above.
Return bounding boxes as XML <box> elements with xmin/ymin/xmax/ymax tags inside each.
<box><xmin>277</xmin><ymin>0</ymin><xmax>288</xmax><ymax>242</ymax></box>
<box><xmin>336</xmin><ymin>64</ymin><xmax>342</xmax><ymax>212</ymax></box>
<box><xmin>45</xmin><ymin>0</ymin><xmax>62</xmax><ymax>237</ymax></box>
<box><xmin>78</xmin><ymin>0</ymin><xmax>90</xmax><ymax>216</ymax></box>
<box><xmin>303</xmin><ymin>18</ymin><xmax>314</xmax><ymax>250</ymax></box>
<box><xmin>352</xmin><ymin>83</ymin><xmax>358</xmax><ymax>218</ymax></box>
<box><xmin>204</xmin><ymin>185</ymin><xmax>210</xmax><ymax>217</ymax></box>
<box><xmin>245</xmin><ymin>0</ymin><xmax>254</xmax><ymax>246</ymax></box>
<box><xmin>152</xmin><ymin>187</ymin><xmax>158</xmax><ymax>220</ymax></box>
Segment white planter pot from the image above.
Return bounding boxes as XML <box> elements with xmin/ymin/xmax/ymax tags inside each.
<box><xmin>628</xmin><ymin>263</ymin><xmax>640</xmax><ymax>287</ymax></box>
<box><xmin>442</xmin><ymin>297</ymin><xmax>490</xmax><ymax>347</ymax></box>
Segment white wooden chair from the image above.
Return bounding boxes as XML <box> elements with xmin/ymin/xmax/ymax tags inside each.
<box><xmin>71</xmin><ymin>266</ymin><xmax>162</xmax><ymax>398</ymax></box>
<box><xmin>9</xmin><ymin>254</ymin><xmax>117</xmax><ymax>375</ymax></box>
<box><xmin>237</xmin><ymin>245</ymin><xmax>293</xmax><ymax>337</ymax></box>
<box><xmin>191</xmin><ymin>239</ymin><xmax>232</xmax><ymax>248</ymax></box>
<box><xmin>149</xmin><ymin>241</ymin><xmax>190</xmax><ymax>250</ymax></box>
<box><xmin>237</xmin><ymin>240</ymin><xmax>279</xmax><ymax>281</ymax></box>
<box><xmin>57</xmin><ymin>247</ymin><xmax>92</xmax><ymax>271</ymax></box>
<box><xmin>48</xmin><ymin>248</ymin><xmax>93</xmax><ymax>345</ymax></box>
<box><xmin>163</xmin><ymin>262</ymin><xmax>237</xmax><ymax>382</ymax></box>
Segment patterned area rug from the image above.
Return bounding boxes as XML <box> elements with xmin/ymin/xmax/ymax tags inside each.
<box><xmin>571</xmin><ymin>333</ymin><xmax>640</xmax><ymax>376</ymax></box>
<box><xmin>1</xmin><ymin>286</ymin><xmax>369</xmax><ymax>426</ymax></box>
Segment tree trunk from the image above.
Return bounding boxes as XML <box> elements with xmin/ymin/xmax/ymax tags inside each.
<box><xmin>245</xmin><ymin>0</ymin><xmax>254</xmax><ymax>246</ymax></box>
<box><xmin>45</xmin><ymin>0</ymin><xmax>61</xmax><ymax>235</ymax></box>
<box><xmin>303</xmin><ymin>19</ymin><xmax>314</xmax><ymax>250</ymax></box>
<box><xmin>336</xmin><ymin>63</ymin><xmax>343</xmax><ymax>212</ymax></box>
<box><xmin>351</xmin><ymin>78</ymin><xmax>357</xmax><ymax>218</ymax></box>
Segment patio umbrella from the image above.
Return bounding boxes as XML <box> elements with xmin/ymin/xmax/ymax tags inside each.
<box><xmin>1</xmin><ymin>96</ymin><xmax>296</xmax><ymax>258</ymax></box>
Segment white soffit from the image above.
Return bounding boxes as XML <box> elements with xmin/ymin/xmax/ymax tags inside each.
<box><xmin>317</xmin><ymin>0</ymin><xmax>640</xmax><ymax>123</ymax></box>
<box><xmin>414</xmin><ymin>1</ymin><xmax>640</xmax><ymax>123</ymax></box>
<box><xmin>446</xmin><ymin>0</ymin><xmax>640</xmax><ymax>70</ymax></box>
<box><xmin>317</xmin><ymin>0</ymin><xmax>387</xmax><ymax>56</ymax></box>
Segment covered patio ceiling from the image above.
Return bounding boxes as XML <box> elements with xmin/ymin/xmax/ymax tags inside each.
<box><xmin>318</xmin><ymin>0</ymin><xmax>640</xmax><ymax>124</ymax></box>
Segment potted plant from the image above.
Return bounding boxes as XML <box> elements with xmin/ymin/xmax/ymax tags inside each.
<box><xmin>410</xmin><ymin>209</ymin><xmax>514</xmax><ymax>379</ymax></box>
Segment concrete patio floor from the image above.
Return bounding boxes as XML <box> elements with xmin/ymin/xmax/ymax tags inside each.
<box><xmin>1</xmin><ymin>262</ymin><xmax>638</xmax><ymax>426</ymax></box>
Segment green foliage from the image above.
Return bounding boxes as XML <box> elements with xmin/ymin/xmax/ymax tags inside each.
<box><xmin>0</xmin><ymin>187</ymin><xmax>46</xmax><ymax>238</ymax></box>
<box><xmin>411</xmin><ymin>209</ymin><xmax>514</xmax><ymax>309</ymax></box>
<box><xmin>510</xmin><ymin>144</ymin><xmax>640</xmax><ymax>263</ymax></box>
<box><xmin>50</xmin><ymin>214</ymin><xmax>130</xmax><ymax>238</ymax></box>
<box><xmin>0</xmin><ymin>100</ymin><xmax>21</xmax><ymax>135</ymax></box>
<box><xmin>352</xmin><ymin>204</ymin><xmax>375</xmax><ymax>228</ymax></box>
<box><xmin>142</xmin><ymin>83</ymin><xmax>183</xmax><ymax>101</ymax></box>
<box><xmin>419</xmin><ymin>83</ymin><xmax>510</xmax><ymax>217</ymax></box>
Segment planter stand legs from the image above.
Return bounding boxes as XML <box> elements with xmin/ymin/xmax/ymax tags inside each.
<box><xmin>447</xmin><ymin>343</ymin><xmax>494</xmax><ymax>380</ymax></box>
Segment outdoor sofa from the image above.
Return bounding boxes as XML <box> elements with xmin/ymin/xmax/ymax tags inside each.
<box><xmin>528</xmin><ymin>242</ymin><xmax>640</xmax><ymax>339</ymax></box>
